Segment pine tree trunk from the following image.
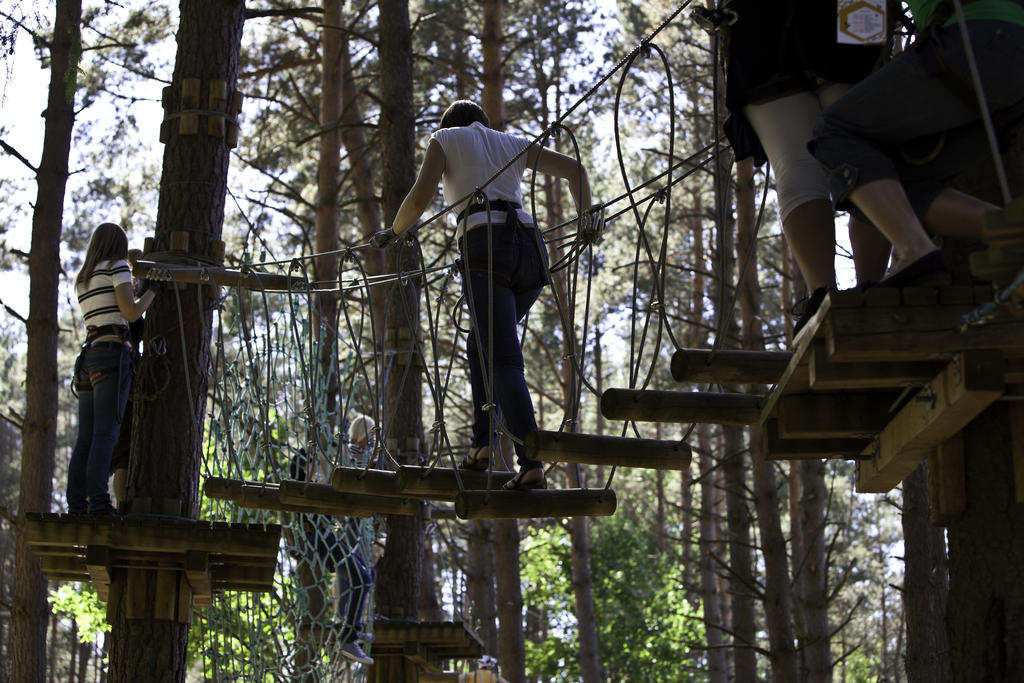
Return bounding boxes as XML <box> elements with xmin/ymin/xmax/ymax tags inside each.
<box><xmin>902</xmin><ymin>463</ymin><xmax>949</xmax><ymax>682</ymax></box>
<box><xmin>467</xmin><ymin>520</ymin><xmax>499</xmax><ymax>654</ymax></box>
<box><xmin>736</xmin><ymin>158</ymin><xmax>798</xmax><ymax>680</ymax></box>
<box><xmin>795</xmin><ymin>459</ymin><xmax>831</xmax><ymax>682</ymax></box>
<box><xmin>723</xmin><ymin>425</ymin><xmax>757</xmax><ymax>681</ymax></box>
<box><xmin>13</xmin><ymin>3</ymin><xmax>81</xmax><ymax>681</ymax></box>
<box><xmin>420</xmin><ymin>536</ymin><xmax>444</xmax><ymax>621</ymax></box>
<box><xmin>494</xmin><ymin>519</ymin><xmax>526</xmax><ymax>682</ymax></box>
<box><xmin>481</xmin><ymin>0</ymin><xmax>505</xmax><ymax>131</ymax></box>
<box><xmin>374</xmin><ymin>0</ymin><xmax>425</xmax><ymax>620</ymax></box>
<box><xmin>108</xmin><ymin>2</ymin><xmax>245</xmax><ymax>679</ymax></box>
<box><xmin>699</xmin><ymin>424</ymin><xmax>728</xmax><ymax>683</ymax></box>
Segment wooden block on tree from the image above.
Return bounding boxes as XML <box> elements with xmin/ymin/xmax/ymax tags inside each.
<box><xmin>84</xmin><ymin>545</ymin><xmax>112</xmax><ymax>590</ymax></box>
<box><xmin>601</xmin><ymin>388</ymin><xmax>762</xmax><ymax>425</ymax></box>
<box><xmin>669</xmin><ymin>348</ymin><xmax>791</xmax><ymax>385</ymax></box>
<box><xmin>762</xmin><ymin>419</ymin><xmax>869</xmax><ymax>460</ymax></box>
<box><xmin>809</xmin><ymin>340</ymin><xmax>945</xmax><ymax>390</ymax></box>
<box><xmin>455</xmin><ymin>489</ymin><xmax>617</xmax><ymax>520</ymax></box>
<box><xmin>777</xmin><ymin>392</ymin><xmax>895</xmax><ymax>439</ymax></box>
<box><xmin>153</xmin><ymin>564</ymin><xmax>179</xmax><ymax>621</ymax></box>
<box><xmin>928</xmin><ymin>434</ymin><xmax>966</xmax><ymax>526</ymax></box>
<box><xmin>857</xmin><ymin>351</ymin><xmax>1005</xmax><ymax>493</ymax></box>
<box><xmin>184</xmin><ymin>550</ymin><xmax>212</xmax><ymax>604</ymax></box>
<box><xmin>524</xmin><ymin>430</ymin><xmax>692</xmax><ymax>470</ymax></box>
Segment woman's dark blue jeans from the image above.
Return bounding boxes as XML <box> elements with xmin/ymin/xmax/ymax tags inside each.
<box><xmin>67</xmin><ymin>342</ymin><xmax>132</xmax><ymax>514</ymax></box>
<box><xmin>460</xmin><ymin>218</ymin><xmax>548</xmax><ymax>470</ymax></box>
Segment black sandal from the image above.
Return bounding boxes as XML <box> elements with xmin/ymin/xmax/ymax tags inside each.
<box><xmin>459</xmin><ymin>446</ymin><xmax>490</xmax><ymax>471</ymax></box>
<box><xmin>503</xmin><ymin>466</ymin><xmax>546</xmax><ymax>491</ymax></box>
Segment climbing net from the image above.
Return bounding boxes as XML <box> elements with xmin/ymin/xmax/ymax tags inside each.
<box><xmin>164</xmin><ymin>1</ymin><xmax>790</xmax><ymax>678</ymax></box>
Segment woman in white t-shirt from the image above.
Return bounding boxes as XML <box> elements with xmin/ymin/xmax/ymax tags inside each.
<box><xmin>372</xmin><ymin>101</ymin><xmax>594</xmax><ymax>490</ymax></box>
<box><xmin>67</xmin><ymin>223</ymin><xmax>157</xmax><ymax>515</ymax></box>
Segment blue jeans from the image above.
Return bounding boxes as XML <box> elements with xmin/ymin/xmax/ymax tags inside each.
<box><xmin>460</xmin><ymin>218</ymin><xmax>548</xmax><ymax>470</ymax></box>
<box><xmin>811</xmin><ymin>20</ymin><xmax>1024</xmax><ymax>217</ymax></box>
<box><xmin>67</xmin><ymin>343</ymin><xmax>132</xmax><ymax>513</ymax></box>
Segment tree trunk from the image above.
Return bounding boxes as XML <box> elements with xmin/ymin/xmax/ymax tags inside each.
<box><xmin>108</xmin><ymin>2</ymin><xmax>245</xmax><ymax>680</ymax></box>
<box><xmin>481</xmin><ymin>0</ymin><xmax>504</xmax><ymax>131</ymax></box>
<box><xmin>698</xmin><ymin>424</ymin><xmax>727</xmax><ymax>683</ymax></box>
<box><xmin>723</xmin><ymin>425</ymin><xmax>756</xmax><ymax>681</ymax></box>
<box><xmin>420</xmin><ymin>536</ymin><xmax>444</xmax><ymax>621</ymax></box>
<box><xmin>467</xmin><ymin>520</ymin><xmax>499</xmax><ymax>654</ymax></box>
<box><xmin>494</xmin><ymin>519</ymin><xmax>526</xmax><ymax>682</ymax></box>
<box><xmin>902</xmin><ymin>463</ymin><xmax>949</xmax><ymax>682</ymax></box>
<box><xmin>13</xmin><ymin>3</ymin><xmax>81</xmax><ymax>682</ymax></box>
<box><xmin>374</xmin><ymin>0</ymin><xmax>425</xmax><ymax>620</ymax></box>
<box><xmin>736</xmin><ymin>158</ymin><xmax>799</xmax><ymax>680</ymax></box>
<box><xmin>795</xmin><ymin>459</ymin><xmax>831</xmax><ymax>682</ymax></box>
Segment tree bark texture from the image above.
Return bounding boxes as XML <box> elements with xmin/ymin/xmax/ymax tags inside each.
<box><xmin>723</xmin><ymin>425</ymin><xmax>757</xmax><ymax>682</ymax></box>
<box><xmin>467</xmin><ymin>520</ymin><xmax>499</xmax><ymax>654</ymax></box>
<box><xmin>736</xmin><ymin>158</ymin><xmax>799</xmax><ymax>681</ymax></box>
<box><xmin>110</xmin><ymin>2</ymin><xmax>245</xmax><ymax>680</ymax></box>
<box><xmin>698</xmin><ymin>424</ymin><xmax>728</xmax><ymax>683</ymax></box>
<box><xmin>946</xmin><ymin>404</ymin><xmax>1024</xmax><ymax>682</ymax></box>
<box><xmin>13</xmin><ymin>3</ymin><xmax>81</xmax><ymax>682</ymax></box>
<box><xmin>795</xmin><ymin>459</ymin><xmax>831</xmax><ymax>683</ymax></box>
<box><xmin>481</xmin><ymin>0</ymin><xmax>505</xmax><ymax>131</ymax></box>
<box><xmin>374</xmin><ymin>0</ymin><xmax>425</xmax><ymax>620</ymax></box>
<box><xmin>902</xmin><ymin>463</ymin><xmax>949</xmax><ymax>683</ymax></box>
<box><xmin>494</xmin><ymin>519</ymin><xmax>526</xmax><ymax>683</ymax></box>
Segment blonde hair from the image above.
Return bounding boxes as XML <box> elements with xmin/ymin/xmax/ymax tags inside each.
<box><xmin>347</xmin><ymin>414</ymin><xmax>375</xmax><ymax>448</ymax></box>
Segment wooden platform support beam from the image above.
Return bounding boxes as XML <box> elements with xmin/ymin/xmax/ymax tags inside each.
<box><xmin>763</xmin><ymin>419</ymin><xmax>870</xmax><ymax>460</ymax></box>
<box><xmin>776</xmin><ymin>393</ymin><xmax>898</xmax><ymax>439</ymax></box>
<box><xmin>928</xmin><ymin>434</ymin><xmax>967</xmax><ymax>526</ymax></box>
<box><xmin>808</xmin><ymin>340</ymin><xmax>945</xmax><ymax>390</ymax></box>
<box><xmin>394</xmin><ymin>466</ymin><xmax>516</xmax><ymax>501</ymax></box>
<box><xmin>857</xmin><ymin>351</ymin><xmax>1005</xmax><ymax>493</ymax></box>
<box><xmin>601</xmin><ymin>388</ymin><xmax>762</xmax><ymax>425</ymax></box>
<box><xmin>523</xmin><ymin>430</ymin><xmax>692</xmax><ymax>470</ymax></box>
<box><xmin>455</xmin><ymin>489</ymin><xmax>617</xmax><ymax>520</ymax></box>
<box><xmin>670</xmin><ymin>348</ymin><xmax>791</xmax><ymax>385</ymax></box>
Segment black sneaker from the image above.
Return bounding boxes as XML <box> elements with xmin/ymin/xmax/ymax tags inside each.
<box><xmin>876</xmin><ymin>250</ymin><xmax>951</xmax><ymax>288</ymax></box>
<box><xmin>793</xmin><ymin>287</ymin><xmax>829</xmax><ymax>337</ymax></box>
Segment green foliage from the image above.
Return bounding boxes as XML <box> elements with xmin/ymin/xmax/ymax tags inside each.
<box><xmin>49</xmin><ymin>583</ymin><xmax>107</xmax><ymax>644</ymax></box>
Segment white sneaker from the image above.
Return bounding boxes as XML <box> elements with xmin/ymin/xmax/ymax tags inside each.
<box><xmin>341</xmin><ymin>639</ymin><xmax>374</xmax><ymax>665</ymax></box>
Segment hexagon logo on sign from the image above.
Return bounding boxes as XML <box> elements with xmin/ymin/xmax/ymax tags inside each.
<box><xmin>838</xmin><ymin>0</ymin><xmax>886</xmax><ymax>45</ymax></box>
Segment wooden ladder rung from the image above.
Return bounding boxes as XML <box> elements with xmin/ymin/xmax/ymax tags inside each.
<box><xmin>601</xmin><ymin>388</ymin><xmax>762</xmax><ymax>425</ymax></box>
<box><xmin>455</xmin><ymin>489</ymin><xmax>617</xmax><ymax>520</ymax></box>
<box><xmin>280</xmin><ymin>479</ymin><xmax>419</xmax><ymax>516</ymax></box>
<box><xmin>670</xmin><ymin>348</ymin><xmax>791</xmax><ymax>385</ymax></box>
<box><xmin>330</xmin><ymin>466</ymin><xmax>401</xmax><ymax>496</ymax></box>
<box><xmin>394</xmin><ymin>466</ymin><xmax>515</xmax><ymax>501</ymax></box>
<box><xmin>524</xmin><ymin>430</ymin><xmax>691</xmax><ymax>470</ymax></box>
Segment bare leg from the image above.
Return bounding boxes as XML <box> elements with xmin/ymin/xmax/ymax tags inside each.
<box><xmin>849</xmin><ymin>179</ymin><xmax>938</xmax><ymax>272</ymax></box>
<box><xmin>924</xmin><ymin>188</ymin><xmax>997</xmax><ymax>239</ymax></box>
<box><xmin>781</xmin><ymin>198</ymin><xmax>838</xmax><ymax>291</ymax></box>
<box><xmin>848</xmin><ymin>216</ymin><xmax>891</xmax><ymax>284</ymax></box>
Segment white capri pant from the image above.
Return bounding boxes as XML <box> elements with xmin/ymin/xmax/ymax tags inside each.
<box><xmin>743</xmin><ymin>82</ymin><xmax>851</xmax><ymax>222</ymax></box>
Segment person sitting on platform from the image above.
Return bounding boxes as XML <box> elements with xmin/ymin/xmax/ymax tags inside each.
<box><xmin>713</xmin><ymin>0</ymin><xmax>893</xmax><ymax>334</ymax></box>
<box><xmin>370</xmin><ymin>100</ymin><xmax>597</xmax><ymax>490</ymax></box>
<box><xmin>68</xmin><ymin>224</ymin><xmax>157</xmax><ymax>516</ymax></box>
<box><xmin>810</xmin><ymin>0</ymin><xmax>1024</xmax><ymax>288</ymax></box>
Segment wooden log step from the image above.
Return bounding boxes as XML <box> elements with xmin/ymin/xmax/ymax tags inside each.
<box><xmin>857</xmin><ymin>350</ymin><xmax>1005</xmax><ymax>493</ymax></box>
<box><xmin>601</xmin><ymin>388</ymin><xmax>762</xmax><ymax>425</ymax></box>
<box><xmin>279</xmin><ymin>480</ymin><xmax>420</xmax><ymax>516</ymax></box>
<box><xmin>670</xmin><ymin>348</ymin><xmax>791</xmax><ymax>385</ymax></box>
<box><xmin>394</xmin><ymin>466</ymin><xmax>516</xmax><ymax>501</ymax></box>
<box><xmin>523</xmin><ymin>430</ymin><xmax>692</xmax><ymax>470</ymax></box>
<box><xmin>455</xmin><ymin>488</ymin><xmax>617</xmax><ymax>520</ymax></box>
<box><xmin>330</xmin><ymin>467</ymin><xmax>402</xmax><ymax>496</ymax></box>
<box><xmin>205</xmin><ymin>477</ymin><xmax>346</xmax><ymax>515</ymax></box>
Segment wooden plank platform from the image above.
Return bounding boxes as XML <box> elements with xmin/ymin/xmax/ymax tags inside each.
<box><xmin>25</xmin><ymin>513</ymin><xmax>280</xmax><ymax>615</ymax></box>
<box><xmin>524</xmin><ymin>430</ymin><xmax>692</xmax><ymax>470</ymax></box>
<box><xmin>371</xmin><ymin>620</ymin><xmax>483</xmax><ymax>662</ymax></box>
<box><xmin>454</xmin><ymin>488</ymin><xmax>617</xmax><ymax>520</ymax></box>
<box><xmin>670</xmin><ymin>348</ymin><xmax>791</xmax><ymax>385</ymax></box>
<box><xmin>601</xmin><ymin>388</ymin><xmax>763</xmax><ymax>425</ymax></box>
<box><xmin>760</xmin><ymin>285</ymin><xmax>1020</xmax><ymax>496</ymax></box>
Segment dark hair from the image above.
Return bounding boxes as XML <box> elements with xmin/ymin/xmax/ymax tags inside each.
<box><xmin>76</xmin><ymin>223</ymin><xmax>128</xmax><ymax>286</ymax></box>
<box><xmin>439</xmin><ymin>100</ymin><xmax>489</xmax><ymax>129</ymax></box>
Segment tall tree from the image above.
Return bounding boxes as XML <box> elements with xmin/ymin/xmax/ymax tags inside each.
<box><xmin>107</xmin><ymin>1</ymin><xmax>246</xmax><ymax>679</ymax></box>
<box><xmin>12</xmin><ymin>3</ymin><xmax>81</xmax><ymax>681</ymax></box>
<box><xmin>373</xmin><ymin>0</ymin><xmax>425</xmax><ymax>622</ymax></box>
